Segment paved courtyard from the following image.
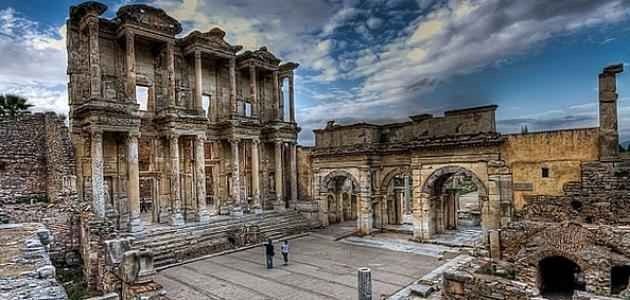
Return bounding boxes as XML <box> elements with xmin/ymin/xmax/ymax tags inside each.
<box><xmin>156</xmin><ymin>234</ymin><xmax>446</xmax><ymax>300</ymax></box>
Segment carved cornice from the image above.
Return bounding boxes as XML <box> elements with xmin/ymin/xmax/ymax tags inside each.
<box><xmin>115</xmin><ymin>4</ymin><xmax>182</xmax><ymax>36</ymax></box>
<box><xmin>180</xmin><ymin>28</ymin><xmax>242</xmax><ymax>57</ymax></box>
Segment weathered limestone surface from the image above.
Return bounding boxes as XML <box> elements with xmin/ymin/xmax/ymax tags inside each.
<box><xmin>0</xmin><ymin>224</ymin><xmax>68</xmax><ymax>300</ymax></box>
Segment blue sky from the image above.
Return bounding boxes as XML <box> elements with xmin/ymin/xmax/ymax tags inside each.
<box><xmin>1</xmin><ymin>0</ymin><xmax>629</xmax><ymax>145</ymax></box>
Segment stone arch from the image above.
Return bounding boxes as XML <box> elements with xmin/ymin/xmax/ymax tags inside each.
<box><xmin>379</xmin><ymin>167</ymin><xmax>411</xmax><ymax>193</ymax></box>
<box><xmin>320</xmin><ymin>170</ymin><xmax>360</xmax><ymax>192</ymax></box>
<box><xmin>527</xmin><ymin>249</ymin><xmax>588</xmax><ymax>297</ymax></box>
<box><xmin>319</xmin><ymin>170</ymin><xmax>361</xmax><ymax>226</ymax></box>
<box><xmin>421</xmin><ymin>165</ymin><xmax>487</xmax><ymax>196</ymax></box>
<box><xmin>378</xmin><ymin>167</ymin><xmax>412</xmax><ymax>227</ymax></box>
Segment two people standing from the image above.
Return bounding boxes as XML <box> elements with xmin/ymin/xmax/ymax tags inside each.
<box><xmin>265</xmin><ymin>239</ymin><xmax>289</xmax><ymax>269</ymax></box>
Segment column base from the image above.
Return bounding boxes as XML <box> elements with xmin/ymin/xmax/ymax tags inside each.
<box><xmin>128</xmin><ymin>216</ymin><xmax>145</xmax><ymax>238</ymax></box>
<box><xmin>253</xmin><ymin>207</ymin><xmax>264</xmax><ymax>214</ymax></box>
<box><xmin>274</xmin><ymin>202</ymin><xmax>286</xmax><ymax>211</ymax></box>
<box><xmin>219</xmin><ymin>205</ymin><xmax>232</xmax><ymax>215</ymax></box>
<box><xmin>170</xmin><ymin>211</ymin><xmax>185</xmax><ymax>226</ymax></box>
<box><xmin>197</xmin><ymin>209</ymin><xmax>210</xmax><ymax>224</ymax></box>
<box><xmin>231</xmin><ymin>206</ymin><xmax>243</xmax><ymax>216</ymax></box>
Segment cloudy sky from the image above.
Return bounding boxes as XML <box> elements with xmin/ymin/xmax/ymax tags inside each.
<box><xmin>1</xmin><ymin>0</ymin><xmax>630</xmax><ymax>145</ymax></box>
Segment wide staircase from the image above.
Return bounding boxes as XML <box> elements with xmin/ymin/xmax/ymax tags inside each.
<box><xmin>133</xmin><ymin>210</ymin><xmax>309</xmax><ymax>269</ymax></box>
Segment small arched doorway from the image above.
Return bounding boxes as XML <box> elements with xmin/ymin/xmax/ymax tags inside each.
<box><xmin>538</xmin><ymin>256</ymin><xmax>584</xmax><ymax>298</ymax></box>
<box><xmin>321</xmin><ymin>171</ymin><xmax>360</xmax><ymax>225</ymax></box>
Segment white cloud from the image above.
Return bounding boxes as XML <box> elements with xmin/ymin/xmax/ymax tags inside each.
<box><xmin>0</xmin><ymin>8</ymin><xmax>67</xmax><ymax>115</ymax></box>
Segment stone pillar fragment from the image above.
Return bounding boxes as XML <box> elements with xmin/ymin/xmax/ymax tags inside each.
<box><xmin>166</xmin><ymin>42</ymin><xmax>176</xmax><ymax>107</ymax></box>
<box><xmin>231</xmin><ymin>139</ymin><xmax>242</xmax><ymax>215</ymax></box>
<box><xmin>91</xmin><ymin>130</ymin><xmax>105</xmax><ymax>218</ymax></box>
<box><xmin>289</xmin><ymin>73</ymin><xmax>295</xmax><ymax>123</ymax></box>
<box><xmin>194</xmin><ymin>50</ymin><xmax>203</xmax><ymax>112</ymax></box>
<box><xmin>251</xmin><ymin>139</ymin><xmax>261</xmax><ymax>213</ymax></box>
<box><xmin>195</xmin><ymin>135</ymin><xmax>210</xmax><ymax>223</ymax></box>
<box><xmin>274</xmin><ymin>141</ymin><xmax>284</xmax><ymax>210</ymax></box>
<box><xmin>289</xmin><ymin>143</ymin><xmax>298</xmax><ymax>208</ymax></box>
<box><xmin>169</xmin><ymin>135</ymin><xmax>184</xmax><ymax>225</ymax></box>
<box><xmin>127</xmin><ymin>132</ymin><xmax>144</xmax><ymax>236</ymax></box>
<box><xmin>125</xmin><ymin>31</ymin><xmax>136</xmax><ymax>101</ymax></box>
<box><xmin>599</xmin><ymin>64</ymin><xmax>623</xmax><ymax>159</ymax></box>
<box><xmin>273</xmin><ymin>71</ymin><xmax>280</xmax><ymax>121</ymax></box>
<box><xmin>249</xmin><ymin>64</ymin><xmax>257</xmax><ymax>117</ymax></box>
<box><xmin>357</xmin><ymin>169</ymin><xmax>373</xmax><ymax>235</ymax></box>
<box><xmin>358</xmin><ymin>267</ymin><xmax>372</xmax><ymax>300</ymax></box>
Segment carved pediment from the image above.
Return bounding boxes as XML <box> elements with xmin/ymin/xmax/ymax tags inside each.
<box><xmin>116</xmin><ymin>4</ymin><xmax>182</xmax><ymax>35</ymax></box>
<box><xmin>182</xmin><ymin>28</ymin><xmax>242</xmax><ymax>54</ymax></box>
<box><xmin>239</xmin><ymin>46</ymin><xmax>281</xmax><ymax>66</ymax></box>
<box><xmin>69</xmin><ymin>1</ymin><xmax>107</xmax><ymax>22</ymax></box>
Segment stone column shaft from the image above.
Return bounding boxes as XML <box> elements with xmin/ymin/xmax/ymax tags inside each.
<box><xmin>229</xmin><ymin>58</ymin><xmax>237</xmax><ymax>115</ymax></box>
<box><xmin>127</xmin><ymin>133</ymin><xmax>144</xmax><ymax>235</ymax></box>
<box><xmin>125</xmin><ymin>31</ymin><xmax>136</xmax><ymax>101</ymax></box>
<box><xmin>249</xmin><ymin>64</ymin><xmax>257</xmax><ymax>117</ymax></box>
<box><xmin>274</xmin><ymin>141</ymin><xmax>284</xmax><ymax>209</ymax></box>
<box><xmin>273</xmin><ymin>71</ymin><xmax>280</xmax><ymax>121</ymax></box>
<box><xmin>166</xmin><ymin>42</ymin><xmax>176</xmax><ymax>107</ymax></box>
<box><xmin>289</xmin><ymin>143</ymin><xmax>298</xmax><ymax>207</ymax></box>
<box><xmin>195</xmin><ymin>135</ymin><xmax>209</xmax><ymax>223</ymax></box>
<box><xmin>87</xmin><ymin>18</ymin><xmax>101</xmax><ymax>98</ymax></box>
<box><xmin>358</xmin><ymin>267</ymin><xmax>373</xmax><ymax>300</ymax></box>
<box><xmin>289</xmin><ymin>73</ymin><xmax>295</xmax><ymax>123</ymax></box>
<box><xmin>231</xmin><ymin>140</ymin><xmax>242</xmax><ymax>213</ymax></box>
<box><xmin>169</xmin><ymin>135</ymin><xmax>184</xmax><ymax>225</ymax></box>
<box><xmin>194</xmin><ymin>50</ymin><xmax>203</xmax><ymax>111</ymax></box>
<box><xmin>251</xmin><ymin>140</ymin><xmax>261</xmax><ymax>212</ymax></box>
<box><xmin>90</xmin><ymin>130</ymin><xmax>105</xmax><ymax>218</ymax></box>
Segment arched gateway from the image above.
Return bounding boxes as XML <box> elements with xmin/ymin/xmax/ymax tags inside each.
<box><xmin>319</xmin><ymin>170</ymin><xmax>361</xmax><ymax>226</ymax></box>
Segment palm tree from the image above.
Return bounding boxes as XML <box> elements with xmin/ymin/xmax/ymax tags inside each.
<box><xmin>0</xmin><ymin>94</ymin><xmax>33</xmax><ymax>119</ymax></box>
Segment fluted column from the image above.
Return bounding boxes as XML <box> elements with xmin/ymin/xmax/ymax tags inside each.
<box><xmin>289</xmin><ymin>73</ymin><xmax>295</xmax><ymax>123</ymax></box>
<box><xmin>86</xmin><ymin>18</ymin><xmax>101</xmax><ymax>98</ymax></box>
<box><xmin>125</xmin><ymin>31</ymin><xmax>136</xmax><ymax>101</ymax></box>
<box><xmin>90</xmin><ymin>129</ymin><xmax>105</xmax><ymax>218</ymax></box>
<box><xmin>127</xmin><ymin>132</ymin><xmax>144</xmax><ymax>235</ymax></box>
<box><xmin>289</xmin><ymin>143</ymin><xmax>298</xmax><ymax>208</ymax></box>
<box><xmin>194</xmin><ymin>50</ymin><xmax>203</xmax><ymax>112</ymax></box>
<box><xmin>169</xmin><ymin>134</ymin><xmax>184</xmax><ymax>225</ymax></box>
<box><xmin>195</xmin><ymin>135</ymin><xmax>210</xmax><ymax>223</ymax></box>
<box><xmin>166</xmin><ymin>41</ymin><xmax>176</xmax><ymax>107</ymax></box>
<box><xmin>249</xmin><ymin>64</ymin><xmax>257</xmax><ymax>117</ymax></box>
<box><xmin>274</xmin><ymin>141</ymin><xmax>284</xmax><ymax>210</ymax></box>
<box><xmin>273</xmin><ymin>71</ymin><xmax>280</xmax><ymax>121</ymax></box>
<box><xmin>230</xmin><ymin>139</ymin><xmax>243</xmax><ymax>215</ymax></box>
<box><xmin>229</xmin><ymin>57</ymin><xmax>237</xmax><ymax>115</ymax></box>
<box><xmin>251</xmin><ymin>139</ymin><xmax>261</xmax><ymax>213</ymax></box>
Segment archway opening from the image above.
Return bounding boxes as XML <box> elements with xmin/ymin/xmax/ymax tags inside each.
<box><xmin>430</xmin><ymin>173</ymin><xmax>481</xmax><ymax>234</ymax></box>
<box><xmin>538</xmin><ymin>256</ymin><xmax>584</xmax><ymax>298</ymax></box>
<box><xmin>611</xmin><ymin>265</ymin><xmax>630</xmax><ymax>295</ymax></box>
<box><xmin>324</xmin><ymin>174</ymin><xmax>358</xmax><ymax>225</ymax></box>
<box><xmin>379</xmin><ymin>174</ymin><xmax>412</xmax><ymax>227</ymax></box>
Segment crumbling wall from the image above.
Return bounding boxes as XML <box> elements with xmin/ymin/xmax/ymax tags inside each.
<box><xmin>522</xmin><ymin>160</ymin><xmax>630</xmax><ymax>224</ymax></box>
<box><xmin>502</xmin><ymin>128</ymin><xmax>600</xmax><ymax>209</ymax></box>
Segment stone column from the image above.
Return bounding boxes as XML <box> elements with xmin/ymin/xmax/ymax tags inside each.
<box><xmin>599</xmin><ymin>64</ymin><xmax>623</xmax><ymax>159</ymax></box>
<box><xmin>166</xmin><ymin>41</ymin><xmax>176</xmax><ymax>107</ymax></box>
<box><xmin>273</xmin><ymin>71</ymin><xmax>280</xmax><ymax>121</ymax></box>
<box><xmin>194</xmin><ymin>135</ymin><xmax>210</xmax><ymax>223</ymax></box>
<box><xmin>249</xmin><ymin>64</ymin><xmax>257</xmax><ymax>117</ymax></box>
<box><xmin>251</xmin><ymin>139</ymin><xmax>261</xmax><ymax>213</ymax></box>
<box><xmin>289</xmin><ymin>73</ymin><xmax>295</xmax><ymax>123</ymax></box>
<box><xmin>127</xmin><ymin>132</ymin><xmax>144</xmax><ymax>236</ymax></box>
<box><xmin>230</xmin><ymin>139</ymin><xmax>242</xmax><ymax>215</ymax></box>
<box><xmin>229</xmin><ymin>57</ymin><xmax>237</xmax><ymax>115</ymax></box>
<box><xmin>90</xmin><ymin>130</ymin><xmax>105</xmax><ymax>218</ymax></box>
<box><xmin>125</xmin><ymin>31</ymin><xmax>136</xmax><ymax>101</ymax></box>
<box><xmin>86</xmin><ymin>17</ymin><xmax>101</xmax><ymax>98</ymax></box>
<box><xmin>194</xmin><ymin>50</ymin><xmax>203</xmax><ymax>112</ymax></box>
<box><xmin>169</xmin><ymin>134</ymin><xmax>184</xmax><ymax>225</ymax></box>
<box><xmin>358</xmin><ymin>267</ymin><xmax>372</xmax><ymax>300</ymax></box>
<box><xmin>274</xmin><ymin>141</ymin><xmax>284</xmax><ymax>210</ymax></box>
<box><xmin>289</xmin><ymin>143</ymin><xmax>298</xmax><ymax>208</ymax></box>
<box><xmin>357</xmin><ymin>169</ymin><xmax>373</xmax><ymax>235</ymax></box>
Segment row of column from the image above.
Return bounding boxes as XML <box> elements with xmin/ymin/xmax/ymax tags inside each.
<box><xmin>229</xmin><ymin>139</ymin><xmax>298</xmax><ymax>213</ymax></box>
<box><xmin>193</xmin><ymin>50</ymin><xmax>238</xmax><ymax>117</ymax></box>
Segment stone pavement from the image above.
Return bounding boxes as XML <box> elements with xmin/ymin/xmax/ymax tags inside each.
<box><xmin>156</xmin><ymin>233</ymin><xmax>446</xmax><ymax>300</ymax></box>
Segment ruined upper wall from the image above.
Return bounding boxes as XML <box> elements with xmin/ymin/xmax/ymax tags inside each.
<box><xmin>313</xmin><ymin>105</ymin><xmax>497</xmax><ymax>148</ymax></box>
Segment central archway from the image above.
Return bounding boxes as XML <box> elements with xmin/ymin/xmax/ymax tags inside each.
<box><xmin>320</xmin><ymin>170</ymin><xmax>360</xmax><ymax>225</ymax></box>
<box><xmin>538</xmin><ymin>256</ymin><xmax>584</xmax><ymax>298</ymax></box>
<box><xmin>419</xmin><ymin>166</ymin><xmax>487</xmax><ymax>237</ymax></box>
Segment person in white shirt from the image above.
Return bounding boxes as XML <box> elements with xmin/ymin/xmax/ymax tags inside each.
<box><xmin>281</xmin><ymin>240</ymin><xmax>289</xmax><ymax>266</ymax></box>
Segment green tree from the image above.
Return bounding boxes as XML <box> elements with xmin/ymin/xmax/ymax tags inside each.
<box><xmin>0</xmin><ymin>94</ymin><xmax>33</xmax><ymax>119</ymax></box>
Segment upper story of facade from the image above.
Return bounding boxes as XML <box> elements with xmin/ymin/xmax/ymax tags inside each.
<box><xmin>67</xmin><ymin>1</ymin><xmax>299</xmax><ymax>136</ymax></box>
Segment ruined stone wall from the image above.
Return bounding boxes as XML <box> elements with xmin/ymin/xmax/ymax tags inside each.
<box><xmin>297</xmin><ymin>146</ymin><xmax>313</xmax><ymax>201</ymax></box>
<box><xmin>521</xmin><ymin>160</ymin><xmax>630</xmax><ymax>224</ymax></box>
<box><xmin>0</xmin><ymin>113</ymin><xmax>48</xmax><ymax>204</ymax></box>
<box><xmin>501</xmin><ymin>128</ymin><xmax>600</xmax><ymax>209</ymax></box>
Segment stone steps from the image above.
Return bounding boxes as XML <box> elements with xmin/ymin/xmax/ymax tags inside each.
<box><xmin>133</xmin><ymin>210</ymin><xmax>308</xmax><ymax>268</ymax></box>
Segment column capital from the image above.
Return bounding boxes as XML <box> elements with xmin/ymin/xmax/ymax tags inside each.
<box><xmin>228</xmin><ymin>138</ymin><xmax>240</xmax><ymax>145</ymax></box>
<box><xmin>125</xmin><ymin>30</ymin><xmax>135</xmax><ymax>41</ymax></box>
<box><xmin>195</xmin><ymin>134</ymin><xmax>207</xmax><ymax>142</ymax></box>
<box><xmin>90</xmin><ymin>128</ymin><xmax>103</xmax><ymax>140</ymax></box>
<box><xmin>251</xmin><ymin>138</ymin><xmax>261</xmax><ymax>145</ymax></box>
<box><xmin>194</xmin><ymin>49</ymin><xmax>202</xmax><ymax>60</ymax></box>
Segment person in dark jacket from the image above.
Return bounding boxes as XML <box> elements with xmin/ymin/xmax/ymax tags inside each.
<box><xmin>265</xmin><ymin>239</ymin><xmax>275</xmax><ymax>269</ymax></box>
